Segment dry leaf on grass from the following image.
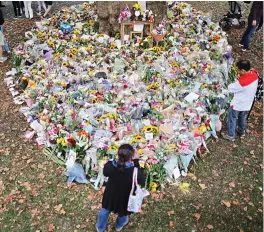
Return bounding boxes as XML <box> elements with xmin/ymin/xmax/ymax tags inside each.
<box><xmin>39</xmin><ymin>173</ymin><xmax>45</xmax><ymax>179</ymax></box>
<box><xmin>167</xmin><ymin>210</ymin><xmax>175</xmax><ymax>216</ymax></box>
<box><xmin>229</xmin><ymin>182</ymin><xmax>235</xmax><ymax>188</ymax></box>
<box><xmin>221</xmin><ymin>200</ymin><xmax>231</xmax><ymax>208</ymax></box>
<box><xmin>169</xmin><ymin>221</ymin><xmax>175</xmax><ymax>228</ymax></box>
<box><xmin>194</xmin><ymin>213</ymin><xmax>201</xmax><ymax>221</ymax></box>
<box><xmin>199</xmin><ymin>184</ymin><xmax>207</xmax><ymax>190</ymax></box>
<box><xmin>48</xmin><ymin>224</ymin><xmax>55</xmax><ymax>232</ymax></box>
<box><xmin>207</xmin><ymin>224</ymin><xmax>214</xmax><ymax>229</ymax></box>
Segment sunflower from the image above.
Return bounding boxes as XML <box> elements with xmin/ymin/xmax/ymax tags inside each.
<box><xmin>22</xmin><ymin>76</ymin><xmax>28</xmax><ymax>82</ymax></box>
<box><xmin>91</xmin><ymin>98</ymin><xmax>98</xmax><ymax>104</ymax></box>
<box><xmin>130</xmin><ymin>134</ymin><xmax>146</xmax><ymax>144</ymax></box>
<box><xmin>48</xmin><ymin>41</ymin><xmax>55</xmax><ymax>48</ymax></box>
<box><xmin>31</xmin><ymin>69</ymin><xmax>38</xmax><ymax>75</ymax></box>
<box><xmin>71</xmin><ymin>48</ymin><xmax>78</xmax><ymax>55</ymax></box>
<box><xmin>68</xmin><ymin>53</ymin><xmax>75</xmax><ymax>59</ymax></box>
<box><xmin>62</xmin><ymin>61</ymin><xmax>69</xmax><ymax>67</ymax></box>
<box><xmin>147</xmin><ymin>83</ymin><xmax>159</xmax><ymax>91</ymax></box>
<box><xmin>142</xmin><ymin>125</ymin><xmax>159</xmax><ymax>136</ymax></box>
<box><xmin>110</xmin><ymin>42</ymin><xmax>117</xmax><ymax>49</ymax></box>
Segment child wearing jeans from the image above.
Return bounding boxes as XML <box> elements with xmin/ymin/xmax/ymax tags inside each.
<box><xmin>222</xmin><ymin>60</ymin><xmax>258</xmax><ymax>141</ymax></box>
<box><xmin>96</xmin><ymin>144</ymin><xmax>145</xmax><ymax>232</ymax></box>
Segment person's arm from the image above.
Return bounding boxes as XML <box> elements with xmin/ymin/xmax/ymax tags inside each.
<box><xmin>103</xmin><ymin>161</ymin><xmax>111</xmax><ymax>177</ymax></box>
<box><xmin>228</xmin><ymin>81</ymin><xmax>243</xmax><ymax>93</ymax></box>
<box><xmin>134</xmin><ymin>159</ymin><xmax>146</xmax><ymax>186</ymax></box>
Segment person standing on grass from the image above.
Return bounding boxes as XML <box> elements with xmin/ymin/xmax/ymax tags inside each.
<box><xmin>239</xmin><ymin>1</ymin><xmax>263</xmax><ymax>51</ymax></box>
<box><xmin>43</xmin><ymin>1</ymin><xmax>53</xmax><ymax>18</ymax></box>
<box><xmin>0</xmin><ymin>8</ymin><xmax>7</xmax><ymax>62</ymax></box>
<box><xmin>12</xmin><ymin>1</ymin><xmax>22</xmax><ymax>19</ymax></box>
<box><xmin>96</xmin><ymin>144</ymin><xmax>145</xmax><ymax>232</ymax></box>
<box><xmin>24</xmin><ymin>1</ymin><xmax>33</xmax><ymax>19</ymax></box>
<box><xmin>222</xmin><ymin>60</ymin><xmax>258</xmax><ymax>142</ymax></box>
<box><xmin>37</xmin><ymin>1</ymin><xmax>46</xmax><ymax>16</ymax></box>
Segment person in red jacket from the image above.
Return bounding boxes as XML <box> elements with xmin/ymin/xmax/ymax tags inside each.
<box><xmin>222</xmin><ymin>60</ymin><xmax>258</xmax><ymax>141</ymax></box>
<box><xmin>239</xmin><ymin>1</ymin><xmax>263</xmax><ymax>51</ymax></box>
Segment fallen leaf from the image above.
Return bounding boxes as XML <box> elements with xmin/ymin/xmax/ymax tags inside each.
<box><xmin>169</xmin><ymin>221</ymin><xmax>175</xmax><ymax>228</ymax></box>
<box><xmin>239</xmin><ymin>229</ymin><xmax>244</xmax><ymax>232</ymax></box>
<box><xmin>247</xmin><ymin>216</ymin><xmax>253</xmax><ymax>220</ymax></box>
<box><xmin>91</xmin><ymin>205</ymin><xmax>97</xmax><ymax>210</ymax></box>
<box><xmin>250</xmin><ymin>150</ymin><xmax>255</xmax><ymax>155</ymax></box>
<box><xmin>248</xmin><ymin>202</ymin><xmax>255</xmax><ymax>207</ymax></box>
<box><xmin>243</xmin><ymin>206</ymin><xmax>248</xmax><ymax>211</ymax></box>
<box><xmin>229</xmin><ymin>182</ymin><xmax>235</xmax><ymax>188</ymax></box>
<box><xmin>39</xmin><ymin>173</ymin><xmax>45</xmax><ymax>179</ymax></box>
<box><xmin>167</xmin><ymin>210</ymin><xmax>175</xmax><ymax>216</ymax></box>
<box><xmin>48</xmin><ymin>224</ymin><xmax>55</xmax><ymax>232</ymax></box>
<box><xmin>199</xmin><ymin>184</ymin><xmax>207</xmax><ymax>190</ymax></box>
<box><xmin>221</xmin><ymin>200</ymin><xmax>231</xmax><ymax>208</ymax></box>
<box><xmin>207</xmin><ymin>224</ymin><xmax>214</xmax><ymax>229</ymax></box>
<box><xmin>188</xmin><ymin>173</ymin><xmax>197</xmax><ymax>181</ymax></box>
<box><xmin>232</xmin><ymin>201</ymin><xmax>240</xmax><ymax>205</ymax></box>
<box><xmin>194</xmin><ymin>213</ymin><xmax>201</xmax><ymax>221</ymax></box>
<box><xmin>54</xmin><ymin>204</ymin><xmax>62</xmax><ymax>212</ymax></box>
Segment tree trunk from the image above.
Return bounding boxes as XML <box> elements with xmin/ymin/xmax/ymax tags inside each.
<box><xmin>96</xmin><ymin>1</ymin><xmax>167</xmax><ymax>36</ymax></box>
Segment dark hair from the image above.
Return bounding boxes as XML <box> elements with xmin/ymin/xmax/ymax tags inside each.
<box><xmin>236</xmin><ymin>60</ymin><xmax>251</xmax><ymax>71</ymax></box>
<box><xmin>117</xmin><ymin>144</ymin><xmax>134</xmax><ymax>173</ymax></box>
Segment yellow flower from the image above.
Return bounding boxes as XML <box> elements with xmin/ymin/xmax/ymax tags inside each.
<box><xmin>61</xmin><ymin>139</ymin><xmax>67</xmax><ymax>147</ymax></box>
<box><xmin>88</xmin><ymin>20</ymin><xmax>94</xmax><ymax>26</ymax></box>
<box><xmin>138</xmin><ymin>149</ymin><xmax>143</xmax><ymax>155</ymax></box>
<box><xmin>68</xmin><ymin>53</ymin><xmax>75</xmax><ymax>59</ymax></box>
<box><xmin>48</xmin><ymin>40</ymin><xmax>55</xmax><ymax>48</ymax></box>
<box><xmin>142</xmin><ymin>125</ymin><xmax>159</xmax><ymax>134</ymax></box>
<box><xmin>71</xmin><ymin>48</ymin><xmax>78</xmax><ymax>55</ymax></box>
<box><xmin>31</xmin><ymin>69</ymin><xmax>38</xmax><ymax>75</ymax></box>
<box><xmin>22</xmin><ymin>76</ymin><xmax>28</xmax><ymax>82</ymax></box>
<box><xmin>62</xmin><ymin>61</ymin><xmax>68</xmax><ymax>67</ymax></box>
<box><xmin>151</xmin><ymin>182</ymin><xmax>158</xmax><ymax>192</ymax></box>
<box><xmin>108</xmin><ymin>143</ymin><xmax>119</xmax><ymax>152</ymax></box>
<box><xmin>178</xmin><ymin>182</ymin><xmax>190</xmax><ymax>194</ymax></box>
<box><xmin>28</xmin><ymin>80</ymin><xmax>36</xmax><ymax>87</ymax></box>
<box><xmin>130</xmin><ymin>135</ymin><xmax>146</xmax><ymax>144</ymax></box>
<box><xmin>86</xmin><ymin>46</ymin><xmax>93</xmax><ymax>51</ymax></box>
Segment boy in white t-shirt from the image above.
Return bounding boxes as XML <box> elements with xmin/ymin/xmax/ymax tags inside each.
<box><xmin>222</xmin><ymin>60</ymin><xmax>258</xmax><ymax>142</ymax></box>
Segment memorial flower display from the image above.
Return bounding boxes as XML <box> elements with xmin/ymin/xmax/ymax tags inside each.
<box><xmin>4</xmin><ymin>2</ymin><xmax>234</xmax><ymax>191</ymax></box>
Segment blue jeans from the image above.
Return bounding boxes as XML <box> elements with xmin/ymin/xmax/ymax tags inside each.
<box><xmin>0</xmin><ymin>25</ymin><xmax>9</xmax><ymax>52</ymax></box>
<box><xmin>96</xmin><ymin>208</ymin><xmax>128</xmax><ymax>232</ymax></box>
<box><xmin>227</xmin><ymin>108</ymin><xmax>247</xmax><ymax>138</ymax></box>
<box><xmin>240</xmin><ymin>22</ymin><xmax>258</xmax><ymax>49</ymax></box>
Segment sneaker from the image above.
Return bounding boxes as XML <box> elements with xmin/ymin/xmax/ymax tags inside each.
<box><xmin>238</xmin><ymin>44</ymin><xmax>243</xmax><ymax>47</ymax></box>
<box><xmin>222</xmin><ymin>133</ymin><xmax>235</xmax><ymax>142</ymax></box>
<box><xmin>18</xmin><ymin>15</ymin><xmax>22</xmax><ymax>18</ymax></box>
<box><xmin>242</xmin><ymin>48</ymin><xmax>249</xmax><ymax>52</ymax></box>
<box><xmin>237</xmin><ymin>131</ymin><xmax>245</xmax><ymax>139</ymax></box>
<box><xmin>115</xmin><ymin>218</ymin><xmax>129</xmax><ymax>232</ymax></box>
<box><xmin>0</xmin><ymin>57</ymin><xmax>7</xmax><ymax>62</ymax></box>
<box><xmin>14</xmin><ymin>17</ymin><xmax>18</xmax><ymax>19</ymax></box>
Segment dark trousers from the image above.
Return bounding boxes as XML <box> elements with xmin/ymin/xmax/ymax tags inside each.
<box><xmin>240</xmin><ymin>20</ymin><xmax>259</xmax><ymax>49</ymax></box>
<box><xmin>12</xmin><ymin>1</ymin><xmax>22</xmax><ymax>16</ymax></box>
